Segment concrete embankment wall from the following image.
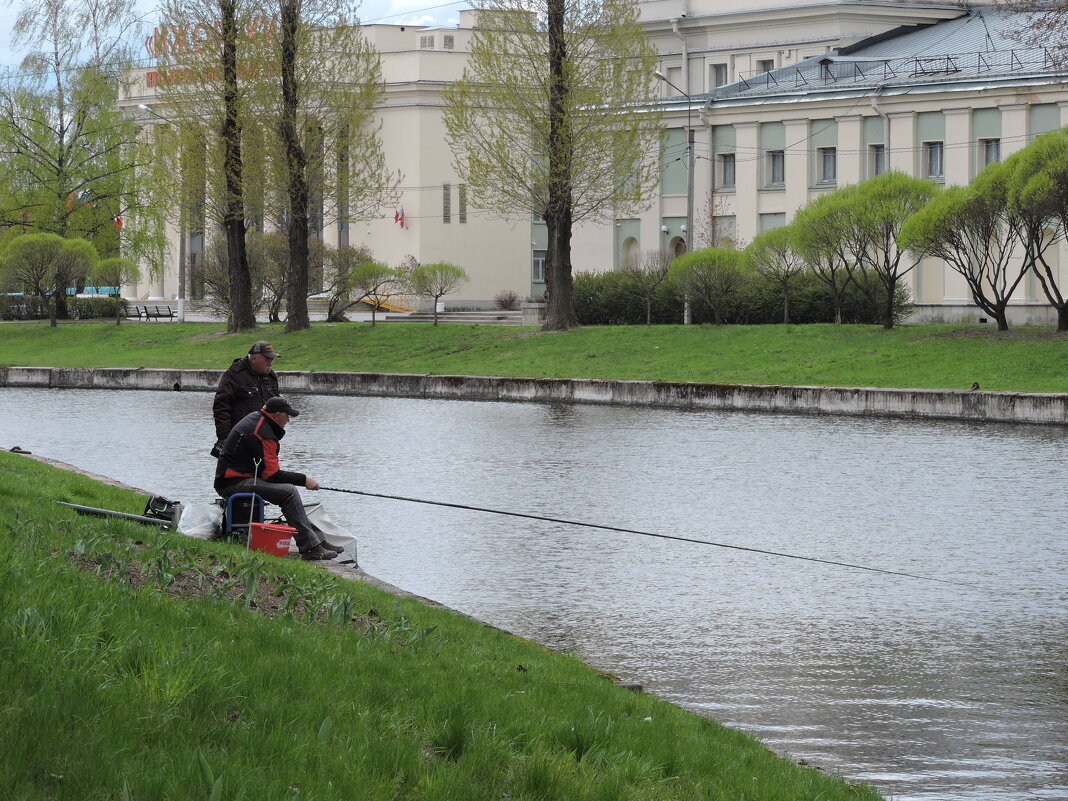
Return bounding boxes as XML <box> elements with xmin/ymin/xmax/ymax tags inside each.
<box><xmin>2</xmin><ymin>366</ymin><xmax>1067</xmax><ymax>426</ymax></box>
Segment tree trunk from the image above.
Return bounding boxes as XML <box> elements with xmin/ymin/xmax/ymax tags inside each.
<box><xmin>281</xmin><ymin>0</ymin><xmax>311</xmax><ymax>333</ymax></box>
<box><xmin>883</xmin><ymin>277</ymin><xmax>896</xmax><ymax>329</ymax></box>
<box><xmin>220</xmin><ymin>0</ymin><xmax>255</xmax><ymax>333</ymax></box>
<box><xmin>1058</xmin><ymin>304</ymin><xmax>1068</xmax><ymax>332</ymax></box>
<box><xmin>542</xmin><ymin>0</ymin><xmax>579</xmax><ymax>332</ymax></box>
<box><xmin>782</xmin><ymin>284</ymin><xmax>790</xmax><ymax>325</ymax></box>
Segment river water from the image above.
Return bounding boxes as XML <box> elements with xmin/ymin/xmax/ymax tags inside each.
<box><xmin>2</xmin><ymin>387</ymin><xmax>1065</xmax><ymax>801</ymax></box>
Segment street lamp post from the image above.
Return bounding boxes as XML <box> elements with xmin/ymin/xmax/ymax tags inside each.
<box><xmin>138</xmin><ymin>103</ymin><xmax>186</xmax><ymax>324</ymax></box>
<box><xmin>653</xmin><ymin>71</ymin><xmax>694</xmax><ymax>324</ymax></box>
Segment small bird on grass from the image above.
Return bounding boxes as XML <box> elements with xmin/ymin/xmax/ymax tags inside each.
<box><xmin>970</xmin><ymin>382</ymin><xmax>981</xmax><ymax>391</ymax></box>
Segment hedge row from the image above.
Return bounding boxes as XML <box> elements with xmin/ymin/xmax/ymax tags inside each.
<box><xmin>0</xmin><ymin>295</ymin><xmax>127</xmax><ymax>321</ymax></box>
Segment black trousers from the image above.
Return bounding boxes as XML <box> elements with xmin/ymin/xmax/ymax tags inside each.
<box><xmin>219</xmin><ymin>479</ymin><xmax>325</xmax><ymax>551</ymax></box>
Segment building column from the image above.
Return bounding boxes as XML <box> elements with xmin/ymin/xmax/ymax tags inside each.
<box><xmin>783</xmin><ymin>117</ymin><xmax>810</xmax><ymax>219</ymax></box>
<box><xmin>943</xmin><ymin>107</ymin><xmax>972</xmax><ymax>187</ymax></box>
<box><xmin>836</xmin><ymin>114</ymin><xmax>863</xmax><ymax>188</ymax></box>
<box><xmin>887</xmin><ymin>111</ymin><xmax>915</xmax><ymax>174</ymax></box>
<box><xmin>999</xmin><ymin>103</ymin><xmax>1029</xmax><ymax>158</ymax></box>
<box><xmin>734</xmin><ymin>121</ymin><xmax>759</xmax><ymax>243</ymax></box>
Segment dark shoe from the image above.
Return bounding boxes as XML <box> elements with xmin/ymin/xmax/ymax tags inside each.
<box><xmin>320</xmin><ymin>541</ymin><xmax>344</xmax><ymax>555</ymax></box>
<box><xmin>300</xmin><ymin>545</ymin><xmax>337</xmax><ymax>561</ymax></box>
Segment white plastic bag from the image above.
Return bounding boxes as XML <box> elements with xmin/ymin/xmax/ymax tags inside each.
<box><xmin>305</xmin><ymin>502</ymin><xmax>358</xmax><ymax>565</ymax></box>
<box><xmin>177</xmin><ymin>503</ymin><xmax>223</xmax><ymax>540</ymax></box>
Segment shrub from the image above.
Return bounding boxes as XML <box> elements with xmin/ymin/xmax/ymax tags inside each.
<box><xmin>495</xmin><ymin>289</ymin><xmax>520</xmax><ymax>310</ymax></box>
<box><xmin>69</xmin><ymin>296</ymin><xmax>128</xmax><ymax>320</ymax></box>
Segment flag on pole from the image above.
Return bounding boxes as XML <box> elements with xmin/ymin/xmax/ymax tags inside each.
<box><xmin>394</xmin><ymin>207</ymin><xmax>405</xmax><ymax>229</ymax></box>
<box><xmin>112</xmin><ymin>215</ymin><xmax>124</xmax><ymax>231</ymax></box>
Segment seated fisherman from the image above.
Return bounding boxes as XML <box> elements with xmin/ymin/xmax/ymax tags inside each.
<box><xmin>214</xmin><ymin>396</ymin><xmax>340</xmax><ymax>561</ymax></box>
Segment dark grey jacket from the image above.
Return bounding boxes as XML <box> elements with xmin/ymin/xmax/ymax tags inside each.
<box><xmin>212</xmin><ymin>357</ymin><xmax>280</xmax><ymax>441</ymax></box>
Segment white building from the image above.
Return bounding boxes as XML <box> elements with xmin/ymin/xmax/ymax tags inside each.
<box><xmin>123</xmin><ymin>0</ymin><xmax>1068</xmax><ymax>323</ymax></box>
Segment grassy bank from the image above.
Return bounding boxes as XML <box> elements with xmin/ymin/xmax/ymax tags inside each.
<box><xmin>0</xmin><ymin>320</ymin><xmax>1066</xmax><ymax>392</ymax></box>
<box><xmin>0</xmin><ymin>451</ymin><xmax>883</xmax><ymax>800</ymax></box>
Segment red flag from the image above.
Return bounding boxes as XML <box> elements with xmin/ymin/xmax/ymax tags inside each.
<box><xmin>113</xmin><ymin>215</ymin><xmax>124</xmax><ymax>230</ymax></box>
<box><xmin>398</xmin><ymin>207</ymin><xmax>405</xmax><ymax>229</ymax></box>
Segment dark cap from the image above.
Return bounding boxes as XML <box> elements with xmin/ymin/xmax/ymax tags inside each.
<box><xmin>264</xmin><ymin>396</ymin><xmax>300</xmax><ymax>417</ymax></box>
<box><xmin>249</xmin><ymin>341</ymin><xmax>280</xmax><ymax>359</ymax></box>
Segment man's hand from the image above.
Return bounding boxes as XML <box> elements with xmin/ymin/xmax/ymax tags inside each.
<box><xmin>305</xmin><ymin>476</ymin><xmax>320</xmax><ymax>491</ymax></box>
<box><xmin>210</xmin><ymin>441</ymin><xmax>224</xmax><ymax>458</ymax></box>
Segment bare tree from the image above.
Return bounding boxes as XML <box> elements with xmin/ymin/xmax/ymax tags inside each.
<box><xmin>621</xmin><ymin>249</ymin><xmax>669</xmax><ymax>325</ymax></box>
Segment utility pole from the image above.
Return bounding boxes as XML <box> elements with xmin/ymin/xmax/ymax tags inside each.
<box><xmin>653</xmin><ymin>71</ymin><xmax>694</xmax><ymax>324</ymax></box>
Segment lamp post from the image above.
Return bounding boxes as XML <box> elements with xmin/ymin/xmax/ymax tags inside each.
<box><xmin>138</xmin><ymin>103</ymin><xmax>186</xmax><ymax>323</ymax></box>
<box><xmin>653</xmin><ymin>71</ymin><xmax>694</xmax><ymax>324</ymax></box>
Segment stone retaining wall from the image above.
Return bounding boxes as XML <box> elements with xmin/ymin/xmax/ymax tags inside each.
<box><xmin>2</xmin><ymin>365</ymin><xmax>1066</xmax><ymax>425</ymax></box>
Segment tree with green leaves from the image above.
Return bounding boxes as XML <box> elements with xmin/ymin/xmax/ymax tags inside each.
<box><xmin>0</xmin><ymin>233</ymin><xmax>97</xmax><ymax>326</ymax></box>
<box><xmin>792</xmin><ymin>192</ymin><xmax>854</xmax><ymax>324</ymax></box>
<box><xmin>746</xmin><ymin>226</ymin><xmax>806</xmax><ymax>325</ymax></box>
<box><xmin>93</xmin><ymin>256</ymin><xmax>139</xmax><ymax>323</ymax></box>
<box><xmin>0</xmin><ymin>0</ymin><xmax>162</xmax><ymax>319</ymax></box>
<box><xmin>443</xmin><ymin>0</ymin><xmax>662</xmax><ymax>331</ymax></box>
<box><xmin>668</xmin><ymin>247</ymin><xmax>744</xmax><ymax>325</ymax></box>
<box><xmin>350</xmin><ymin>260</ymin><xmax>399</xmax><ymax>326</ymax></box>
<box><xmin>407</xmin><ymin>262</ymin><xmax>469</xmax><ymax>325</ymax></box>
<box><xmin>321</xmin><ymin>243</ymin><xmax>373</xmax><ymax>321</ymax></box>
<box><xmin>1007</xmin><ymin>128</ymin><xmax>1068</xmax><ymax>330</ymax></box>
<box><xmin>899</xmin><ymin>162</ymin><xmax>1027</xmax><ymax>331</ymax></box>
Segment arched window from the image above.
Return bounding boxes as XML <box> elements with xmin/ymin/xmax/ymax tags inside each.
<box><xmin>622</xmin><ymin>237</ymin><xmax>640</xmax><ymax>268</ymax></box>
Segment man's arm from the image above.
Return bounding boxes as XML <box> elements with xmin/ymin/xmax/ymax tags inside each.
<box><xmin>212</xmin><ymin>371</ymin><xmax>236</xmax><ymax>442</ymax></box>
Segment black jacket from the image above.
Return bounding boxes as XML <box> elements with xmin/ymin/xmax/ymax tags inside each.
<box><xmin>214</xmin><ymin>410</ymin><xmax>307</xmax><ymax>493</ymax></box>
<box><xmin>213</xmin><ymin>357</ymin><xmax>280</xmax><ymax>441</ymax></box>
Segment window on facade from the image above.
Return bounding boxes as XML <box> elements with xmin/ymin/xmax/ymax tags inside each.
<box><xmin>443</xmin><ymin>34</ymin><xmax>454</xmax><ymax>50</ymax></box>
<box><xmin>766</xmin><ymin>150</ymin><xmax>785</xmax><ymax>187</ymax></box>
<box><xmin>981</xmin><ymin>138</ymin><xmax>1001</xmax><ymax>168</ymax></box>
<box><xmin>924</xmin><ymin>141</ymin><xmax>945</xmax><ymax>179</ymax></box>
<box><xmin>419</xmin><ymin>35</ymin><xmax>433</xmax><ymax>49</ymax></box>
<box><xmin>710</xmin><ymin>63</ymin><xmax>727</xmax><ymax>88</ymax></box>
<box><xmin>869</xmin><ymin>144</ymin><xmax>886</xmax><ymax>177</ymax></box>
<box><xmin>758</xmin><ymin>59</ymin><xmax>775</xmax><ymax>74</ymax></box>
<box><xmin>443</xmin><ymin>183</ymin><xmax>451</xmax><ymax>223</ymax></box>
<box><xmin>532</xmin><ymin>250</ymin><xmax>546</xmax><ymax>283</ymax></box>
<box><xmin>458</xmin><ymin>184</ymin><xmax>467</xmax><ymax>223</ymax></box>
<box><xmin>718</xmin><ymin>153</ymin><xmax>736</xmax><ymax>188</ymax></box>
<box><xmin>818</xmin><ymin>147</ymin><xmax>837</xmax><ymax>184</ymax></box>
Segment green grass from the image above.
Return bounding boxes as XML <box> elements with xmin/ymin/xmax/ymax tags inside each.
<box><xmin>0</xmin><ymin>451</ymin><xmax>884</xmax><ymax>800</ymax></box>
<box><xmin>1</xmin><ymin>319</ymin><xmax>1067</xmax><ymax>392</ymax></box>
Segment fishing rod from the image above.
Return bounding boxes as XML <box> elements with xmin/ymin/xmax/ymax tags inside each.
<box><xmin>320</xmin><ymin>486</ymin><xmax>978</xmax><ymax>588</ymax></box>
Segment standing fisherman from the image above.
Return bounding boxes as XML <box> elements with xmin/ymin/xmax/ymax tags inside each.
<box><xmin>212</xmin><ymin>341</ymin><xmax>281</xmax><ymax>457</ymax></box>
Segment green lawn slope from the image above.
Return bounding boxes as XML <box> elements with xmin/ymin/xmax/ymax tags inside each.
<box><xmin>0</xmin><ymin>451</ymin><xmax>883</xmax><ymax>800</ymax></box>
<box><xmin>0</xmin><ymin>320</ymin><xmax>1066</xmax><ymax>392</ymax></box>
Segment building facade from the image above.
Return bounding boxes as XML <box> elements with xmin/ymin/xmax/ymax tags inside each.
<box><xmin>123</xmin><ymin>0</ymin><xmax>1068</xmax><ymax>323</ymax></box>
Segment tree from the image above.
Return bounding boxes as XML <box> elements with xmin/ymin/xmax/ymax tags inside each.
<box><xmin>746</xmin><ymin>226</ymin><xmax>806</xmax><ymax>324</ymax></box>
<box><xmin>0</xmin><ymin>233</ymin><xmax>97</xmax><ymax>326</ymax></box>
<box><xmin>1007</xmin><ymin>129</ymin><xmax>1068</xmax><ymax>331</ymax></box>
<box><xmin>408</xmin><ymin>263</ymin><xmax>469</xmax><ymax>325</ymax></box>
<box><xmin>322</xmin><ymin>243</ymin><xmax>374</xmax><ymax>321</ymax></box>
<box><xmin>349</xmin><ymin>261</ymin><xmax>399</xmax><ymax>326</ymax></box>
<box><xmin>844</xmin><ymin>173</ymin><xmax>937</xmax><ymax>329</ymax></box>
<box><xmin>899</xmin><ymin>163</ymin><xmax>1028</xmax><ymax>331</ymax></box>
<box><xmin>621</xmin><ymin>249</ymin><xmax>670</xmax><ymax>325</ymax></box>
<box><xmin>792</xmin><ymin>192</ymin><xmax>854</xmax><ymax>324</ymax></box>
<box><xmin>443</xmin><ymin>0</ymin><xmax>662</xmax><ymax>331</ymax></box>
<box><xmin>93</xmin><ymin>256</ymin><xmax>139</xmax><ymax>323</ymax></box>
<box><xmin>0</xmin><ymin>0</ymin><xmax>163</xmax><ymax>319</ymax></box>
<box><xmin>668</xmin><ymin>247</ymin><xmax>744</xmax><ymax>325</ymax></box>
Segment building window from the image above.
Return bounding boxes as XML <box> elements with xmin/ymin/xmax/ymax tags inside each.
<box><xmin>458</xmin><ymin>184</ymin><xmax>467</xmax><ymax>223</ymax></box>
<box><xmin>980</xmin><ymin>138</ymin><xmax>1001</xmax><ymax>168</ymax></box>
<box><xmin>718</xmin><ymin>153</ymin><xmax>736</xmax><ymax>188</ymax></box>
<box><xmin>443</xmin><ymin>183</ymin><xmax>451</xmax><ymax>223</ymax></box>
<box><xmin>760</xmin><ymin>213</ymin><xmax>786</xmax><ymax>233</ymax></box>
<box><xmin>924</xmin><ymin>141</ymin><xmax>945</xmax><ymax>180</ymax></box>
<box><xmin>419</xmin><ymin>35</ymin><xmax>433</xmax><ymax>49</ymax></box>
<box><xmin>766</xmin><ymin>150</ymin><xmax>785</xmax><ymax>187</ymax></box>
<box><xmin>869</xmin><ymin>144</ymin><xmax>886</xmax><ymax>177</ymax></box>
<box><xmin>818</xmin><ymin>147</ymin><xmax>837</xmax><ymax>184</ymax></box>
<box><xmin>710</xmin><ymin>62</ymin><xmax>727</xmax><ymax>88</ymax></box>
<box><xmin>758</xmin><ymin>59</ymin><xmax>774</xmax><ymax>73</ymax></box>
<box><xmin>443</xmin><ymin>34</ymin><xmax>454</xmax><ymax>50</ymax></box>
<box><xmin>532</xmin><ymin>250</ymin><xmax>546</xmax><ymax>283</ymax></box>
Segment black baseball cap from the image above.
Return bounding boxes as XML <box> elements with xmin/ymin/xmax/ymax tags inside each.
<box><xmin>249</xmin><ymin>341</ymin><xmax>280</xmax><ymax>358</ymax></box>
<box><xmin>264</xmin><ymin>396</ymin><xmax>300</xmax><ymax>417</ymax></box>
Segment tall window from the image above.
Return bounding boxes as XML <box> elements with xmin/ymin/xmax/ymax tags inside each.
<box><xmin>718</xmin><ymin>153</ymin><xmax>736</xmax><ymax>188</ymax></box>
<box><xmin>458</xmin><ymin>184</ymin><xmax>467</xmax><ymax>223</ymax></box>
<box><xmin>924</xmin><ymin>141</ymin><xmax>945</xmax><ymax>179</ymax></box>
<box><xmin>532</xmin><ymin>250</ymin><xmax>546</xmax><ymax>283</ymax></box>
<box><xmin>710</xmin><ymin>63</ymin><xmax>727</xmax><ymax>88</ymax></box>
<box><xmin>981</xmin><ymin>138</ymin><xmax>1001</xmax><ymax>168</ymax></box>
<box><xmin>818</xmin><ymin>147</ymin><xmax>837</xmax><ymax>184</ymax></box>
<box><xmin>869</xmin><ymin>144</ymin><xmax>886</xmax><ymax>177</ymax></box>
<box><xmin>758</xmin><ymin>59</ymin><xmax>774</xmax><ymax>74</ymax></box>
<box><xmin>766</xmin><ymin>150</ymin><xmax>785</xmax><ymax>187</ymax></box>
<box><xmin>443</xmin><ymin>183</ymin><xmax>451</xmax><ymax>223</ymax></box>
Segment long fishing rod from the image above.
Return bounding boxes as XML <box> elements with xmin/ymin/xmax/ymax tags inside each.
<box><xmin>320</xmin><ymin>486</ymin><xmax>977</xmax><ymax>588</ymax></box>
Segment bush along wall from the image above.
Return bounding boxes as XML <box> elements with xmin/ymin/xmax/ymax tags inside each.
<box><xmin>574</xmin><ymin>269</ymin><xmax>912</xmax><ymax>325</ymax></box>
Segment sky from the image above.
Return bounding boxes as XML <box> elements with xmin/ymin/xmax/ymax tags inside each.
<box><xmin>0</xmin><ymin>0</ymin><xmax>469</xmax><ymax>70</ymax></box>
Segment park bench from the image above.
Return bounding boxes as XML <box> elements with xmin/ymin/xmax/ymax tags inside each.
<box><xmin>132</xmin><ymin>304</ymin><xmax>176</xmax><ymax>322</ymax></box>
